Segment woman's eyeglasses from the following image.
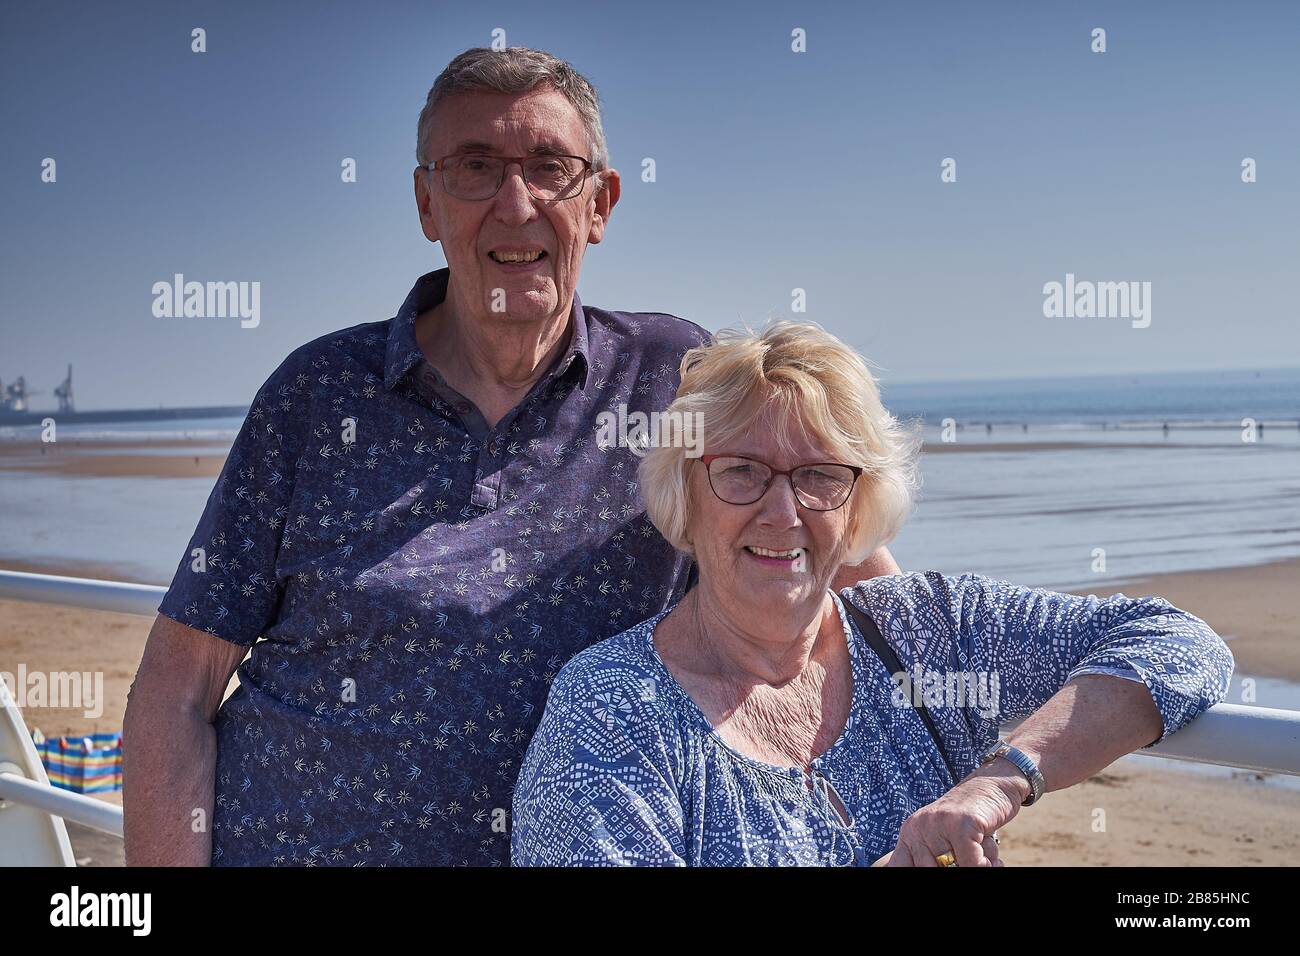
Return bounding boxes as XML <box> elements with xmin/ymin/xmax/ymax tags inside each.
<box><xmin>698</xmin><ymin>454</ymin><xmax>862</xmax><ymax>512</ymax></box>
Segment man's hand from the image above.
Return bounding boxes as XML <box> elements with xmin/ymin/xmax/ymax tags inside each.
<box><xmin>831</xmin><ymin>545</ymin><xmax>901</xmax><ymax>591</ymax></box>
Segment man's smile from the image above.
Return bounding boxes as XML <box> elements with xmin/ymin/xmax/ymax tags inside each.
<box><xmin>487</xmin><ymin>246</ymin><xmax>549</xmax><ymax>271</ymax></box>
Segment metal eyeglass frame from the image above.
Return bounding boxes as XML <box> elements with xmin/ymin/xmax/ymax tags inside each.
<box><xmin>420</xmin><ymin>153</ymin><xmax>595</xmax><ymax>202</ymax></box>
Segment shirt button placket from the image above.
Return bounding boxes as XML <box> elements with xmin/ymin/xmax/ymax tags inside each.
<box><xmin>471</xmin><ymin>432</ymin><xmax>502</xmax><ymax>511</ymax></box>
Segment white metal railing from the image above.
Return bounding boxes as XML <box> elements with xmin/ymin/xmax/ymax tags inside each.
<box><xmin>0</xmin><ymin>567</ymin><xmax>1298</xmax><ymax>854</ymax></box>
<box><xmin>0</xmin><ymin>762</ymin><xmax>124</xmax><ymax>836</ymax></box>
<box><xmin>0</xmin><ymin>569</ymin><xmax>165</xmax><ymax>617</ymax></box>
<box><xmin>0</xmin><ymin>569</ymin><xmax>153</xmax><ymax>848</ymax></box>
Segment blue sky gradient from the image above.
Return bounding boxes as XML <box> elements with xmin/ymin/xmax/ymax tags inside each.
<box><xmin>2</xmin><ymin>0</ymin><xmax>1297</xmax><ymax>409</ymax></box>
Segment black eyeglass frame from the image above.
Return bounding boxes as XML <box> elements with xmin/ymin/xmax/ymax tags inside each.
<box><xmin>420</xmin><ymin>152</ymin><xmax>596</xmax><ymax>202</ymax></box>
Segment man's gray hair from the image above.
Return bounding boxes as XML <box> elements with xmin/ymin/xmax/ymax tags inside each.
<box><xmin>417</xmin><ymin>47</ymin><xmax>609</xmax><ymax>187</ymax></box>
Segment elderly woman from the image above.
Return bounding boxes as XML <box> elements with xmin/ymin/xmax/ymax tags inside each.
<box><xmin>511</xmin><ymin>321</ymin><xmax>1233</xmax><ymax>866</ymax></box>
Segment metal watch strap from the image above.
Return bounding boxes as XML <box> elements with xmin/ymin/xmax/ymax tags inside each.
<box><xmin>982</xmin><ymin>741</ymin><xmax>1045</xmax><ymax>806</ymax></box>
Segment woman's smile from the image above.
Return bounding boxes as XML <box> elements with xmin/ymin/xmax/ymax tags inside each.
<box><xmin>742</xmin><ymin>545</ymin><xmax>807</xmax><ymax>569</ymax></box>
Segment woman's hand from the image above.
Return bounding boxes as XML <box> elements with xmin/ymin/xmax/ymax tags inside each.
<box><xmin>872</xmin><ymin>765</ymin><xmax>1028</xmax><ymax>867</ymax></box>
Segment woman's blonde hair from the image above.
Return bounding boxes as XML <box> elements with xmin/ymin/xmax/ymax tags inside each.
<box><xmin>639</xmin><ymin>320</ymin><xmax>921</xmax><ymax>566</ymax></box>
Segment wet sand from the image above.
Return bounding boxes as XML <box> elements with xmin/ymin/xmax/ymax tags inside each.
<box><xmin>0</xmin><ymin>435</ymin><xmax>1284</xmax><ymax>479</ymax></box>
<box><xmin>0</xmin><ymin>439</ymin><xmax>228</xmax><ymax>479</ymax></box>
<box><xmin>921</xmin><ymin>440</ymin><xmax>1231</xmax><ymax>453</ymax></box>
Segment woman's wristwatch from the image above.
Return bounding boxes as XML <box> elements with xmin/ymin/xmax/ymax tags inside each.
<box><xmin>980</xmin><ymin>741</ymin><xmax>1046</xmax><ymax>806</ymax></box>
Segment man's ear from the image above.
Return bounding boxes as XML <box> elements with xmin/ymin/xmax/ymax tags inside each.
<box><xmin>587</xmin><ymin>167</ymin><xmax>621</xmax><ymax>245</ymax></box>
<box><xmin>414</xmin><ymin>167</ymin><xmax>441</xmax><ymax>244</ymax></box>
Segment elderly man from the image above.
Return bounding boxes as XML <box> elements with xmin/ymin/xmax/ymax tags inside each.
<box><xmin>123</xmin><ymin>46</ymin><xmax>899</xmax><ymax>866</ymax></box>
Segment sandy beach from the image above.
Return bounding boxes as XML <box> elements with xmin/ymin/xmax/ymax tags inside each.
<box><xmin>0</xmin><ymin>438</ymin><xmax>228</xmax><ymax>479</ymax></box>
<box><xmin>0</xmin><ymin>433</ymin><xmax>1287</xmax><ymax>475</ymax></box>
<box><xmin>1</xmin><ymin>436</ymin><xmax>1298</xmax><ymax>866</ymax></box>
<box><xmin>0</xmin><ymin>433</ymin><xmax>1256</xmax><ymax>474</ymax></box>
<box><xmin>920</xmin><ymin>440</ymin><xmax>1232</xmax><ymax>454</ymax></box>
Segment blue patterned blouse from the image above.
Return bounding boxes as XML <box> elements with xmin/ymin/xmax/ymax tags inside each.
<box><xmin>511</xmin><ymin>571</ymin><xmax>1233</xmax><ymax>866</ymax></box>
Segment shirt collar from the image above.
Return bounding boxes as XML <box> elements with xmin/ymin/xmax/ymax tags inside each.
<box><xmin>384</xmin><ymin>268</ymin><xmax>591</xmax><ymax>391</ymax></box>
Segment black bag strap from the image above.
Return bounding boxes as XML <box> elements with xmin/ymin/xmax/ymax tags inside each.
<box><xmin>841</xmin><ymin>596</ymin><xmax>961</xmax><ymax>785</ymax></box>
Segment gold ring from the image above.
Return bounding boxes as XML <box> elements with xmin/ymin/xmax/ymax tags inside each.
<box><xmin>935</xmin><ymin>851</ymin><xmax>957</xmax><ymax>867</ymax></box>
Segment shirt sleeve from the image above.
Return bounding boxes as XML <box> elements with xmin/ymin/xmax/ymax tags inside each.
<box><xmin>156</xmin><ymin>354</ymin><xmax>307</xmax><ymax>646</ymax></box>
<box><xmin>511</xmin><ymin>649</ymin><xmax>688</xmax><ymax>866</ymax></box>
<box><xmin>939</xmin><ymin>571</ymin><xmax>1234</xmax><ymax>748</ymax></box>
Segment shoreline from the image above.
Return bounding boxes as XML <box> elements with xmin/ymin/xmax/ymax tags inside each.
<box><xmin>5</xmin><ymin>432</ymin><xmax>1297</xmax><ymax>482</ymax></box>
<box><xmin>0</xmin><ymin>439</ymin><xmax>229</xmax><ymax>479</ymax></box>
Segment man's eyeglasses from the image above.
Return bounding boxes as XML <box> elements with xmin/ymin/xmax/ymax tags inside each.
<box><xmin>422</xmin><ymin>153</ymin><xmax>595</xmax><ymax>202</ymax></box>
<box><xmin>698</xmin><ymin>454</ymin><xmax>862</xmax><ymax>512</ymax></box>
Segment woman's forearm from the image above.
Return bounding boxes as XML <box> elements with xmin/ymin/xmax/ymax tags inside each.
<box><xmin>123</xmin><ymin>692</ymin><xmax>219</xmax><ymax>866</ymax></box>
<box><xmin>973</xmin><ymin>673</ymin><xmax>1164</xmax><ymax>800</ymax></box>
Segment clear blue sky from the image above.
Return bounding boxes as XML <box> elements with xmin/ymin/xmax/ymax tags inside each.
<box><xmin>2</xmin><ymin>0</ymin><xmax>1297</xmax><ymax>410</ymax></box>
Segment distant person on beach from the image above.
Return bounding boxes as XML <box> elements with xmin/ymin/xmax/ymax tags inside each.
<box><xmin>512</xmin><ymin>323</ymin><xmax>1234</xmax><ymax>866</ymax></box>
<box><xmin>122</xmin><ymin>46</ymin><xmax>899</xmax><ymax>867</ymax></box>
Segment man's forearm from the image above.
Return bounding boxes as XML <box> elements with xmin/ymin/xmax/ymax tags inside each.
<box><xmin>969</xmin><ymin>674</ymin><xmax>1164</xmax><ymax>802</ymax></box>
<box><xmin>123</xmin><ymin>701</ymin><xmax>218</xmax><ymax>866</ymax></box>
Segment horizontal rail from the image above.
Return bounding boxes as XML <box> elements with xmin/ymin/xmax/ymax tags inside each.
<box><xmin>0</xmin><ymin>763</ymin><xmax>124</xmax><ymax>838</ymax></box>
<box><xmin>3</xmin><ymin>570</ymin><xmax>1298</xmax><ymax>778</ymax></box>
<box><xmin>1139</xmin><ymin>703</ymin><xmax>1300</xmax><ymax>775</ymax></box>
<box><xmin>0</xmin><ymin>569</ymin><xmax>165</xmax><ymax>617</ymax></box>
<box><xmin>1004</xmin><ymin>702</ymin><xmax>1300</xmax><ymax>778</ymax></box>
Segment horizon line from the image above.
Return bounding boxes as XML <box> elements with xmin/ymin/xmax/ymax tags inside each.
<box><xmin>5</xmin><ymin>361</ymin><xmax>1298</xmax><ymax>415</ymax></box>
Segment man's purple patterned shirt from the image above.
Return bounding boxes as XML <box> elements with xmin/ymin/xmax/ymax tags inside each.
<box><xmin>158</xmin><ymin>269</ymin><xmax>709</xmax><ymax>865</ymax></box>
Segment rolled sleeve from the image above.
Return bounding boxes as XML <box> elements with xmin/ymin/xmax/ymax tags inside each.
<box><xmin>943</xmin><ymin>573</ymin><xmax>1235</xmax><ymax>748</ymax></box>
<box><xmin>157</xmin><ymin>357</ymin><xmax>306</xmax><ymax>646</ymax></box>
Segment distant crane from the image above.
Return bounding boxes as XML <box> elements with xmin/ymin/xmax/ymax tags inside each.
<box><xmin>54</xmin><ymin>364</ymin><xmax>74</xmax><ymax>414</ymax></box>
<box><xmin>1</xmin><ymin>376</ymin><xmax>39</xmax><ymax>413</ymax></box>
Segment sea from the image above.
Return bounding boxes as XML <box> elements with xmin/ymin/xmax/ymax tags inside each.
<box><xmin>2</xmin><ymin>367</ymin><xmax>1298</xmax><ymax>590</ymax></box>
